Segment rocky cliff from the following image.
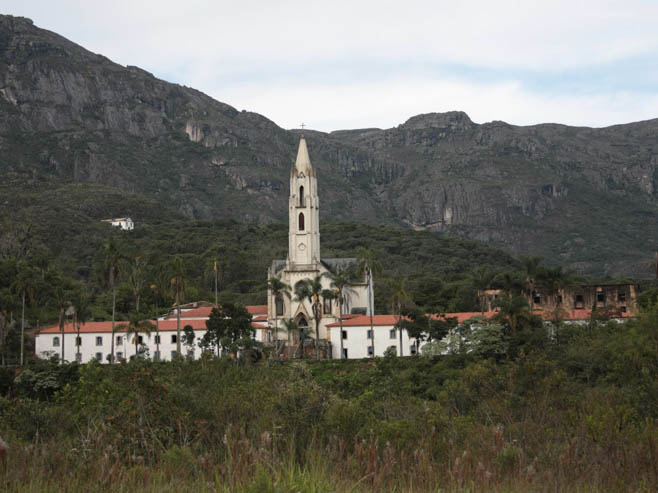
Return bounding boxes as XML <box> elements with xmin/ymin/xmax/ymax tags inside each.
<box><xmin>1</xmin><ymin>15</ymin><xmax>657</xmax><ymax>277</ymax></box>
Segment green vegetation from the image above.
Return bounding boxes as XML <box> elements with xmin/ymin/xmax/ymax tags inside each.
<box><xmin>1</xmin><ymin>308</ymin><xmax>657</xmax><ymax>491</ymax></box>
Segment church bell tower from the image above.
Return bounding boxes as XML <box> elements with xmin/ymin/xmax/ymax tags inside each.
<box><xmin>288</xmin><ymin>135</ymin><xmax>321</xmax><ymax>268</ymax></box>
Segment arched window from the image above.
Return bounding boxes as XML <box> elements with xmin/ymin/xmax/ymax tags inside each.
<box><xmin>297</xmin><ymin>314</ymin><xmax>308</xmax><ymax>328</ymax></box>
<box><xmin>298</xmin><ymin>212</ymin><xmax>305</xmax><ymax>231</ymax></box>
<box><xmin>275</xmin><ymin>296</ymin><xmax>284</xmax><ymax>316</ymax></box>
<box><xmin>53</xmin><ymin>336</ymin><xmax>60</xmax><ymax>347</ymax></box>
<box><xmin>299</xmin><ymin>186</ymin><xmax>305</xmax><ymax>207</ymax></box>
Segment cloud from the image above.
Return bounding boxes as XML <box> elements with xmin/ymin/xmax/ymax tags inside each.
<box><xmin>2</xmin><ymin>0</ymin><xmax>658</xmax><ymax>130</ymax></box>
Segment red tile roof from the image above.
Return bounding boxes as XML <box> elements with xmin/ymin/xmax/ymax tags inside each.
<box><xmin>246</xmin><ymin>305</ymin><xmax>267</xmax><ymax>315</ymax></box>
<box><xmin>40</xmin><ymin>320</ymin><xmax>210</xmax><ymax>334</ymax></box>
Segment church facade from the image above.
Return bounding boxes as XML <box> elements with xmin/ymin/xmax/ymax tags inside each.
<box><xmin>267</xmin><ymin>135</ymin><xmax>370</xmax><ymax>356</ymax></box>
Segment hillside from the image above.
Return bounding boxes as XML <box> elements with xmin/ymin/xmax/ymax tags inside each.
<box><xmin>1</xmin><ymin>15</ymin><xmax>658</xmax><ymax>276</ymax></box>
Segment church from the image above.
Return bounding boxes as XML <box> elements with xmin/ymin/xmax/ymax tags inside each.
<box><xmin>266</xmin><ymin>135</ymin><xmax>371</xmax><ymax>357</ymax></box>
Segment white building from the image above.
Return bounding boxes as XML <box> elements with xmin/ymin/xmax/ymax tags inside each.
<box><xmin>266</xmin><ymin>135</ymin><xmax>370</xmax><ymax>355</ymax></box>
<box><xmin>326</xmin><ymin>312</ymin><xmax>498</xmax><ymax>359</ymax></box>
<box><xmin>35</xmin><ymin>304</ymin><xmax>268</xmax><ymax>363</ymax></box>
<box><xmin>101</xmin><ymin>217</ymin><xmax>134</xmax><ymax>231</ymax></box>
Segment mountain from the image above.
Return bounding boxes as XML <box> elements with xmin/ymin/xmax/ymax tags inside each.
<box><xmin>1</xmin><ymin>14</ymin><xmax>657</xmax><ymax>277</ymax></box>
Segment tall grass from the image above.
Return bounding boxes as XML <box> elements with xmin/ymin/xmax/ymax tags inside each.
<box><xmin>1</xmin><ymin>316</ymin><xmax>657</xmax><ymax>491</ymax></box>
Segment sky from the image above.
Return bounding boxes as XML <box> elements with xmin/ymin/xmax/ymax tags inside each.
<box><xmin>2</xmin><ymin>0</ymin><xmax>658</xmax><ymax>132</ymax></box>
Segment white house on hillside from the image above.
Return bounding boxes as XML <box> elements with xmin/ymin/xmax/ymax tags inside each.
<box><xmin>101</xmin><ymin>217</ymin><xmax>134</xmax><ymax>231</ymax></box>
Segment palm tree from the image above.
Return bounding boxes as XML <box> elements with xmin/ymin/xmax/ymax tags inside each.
<box><xmin>388</xmin><ymin>278</ymin><xmax>411</xmax><ymax>357</ymax></box>
<box><xmin>326</xmin><ymin>268</ymin><xmax>356</xmax><ymax>360</ymax></box>
<box><xmin>357</xmin><ymin>248</ymin><xmax>382</xmax><ymax>358</ymax></box>
<box><xmin>102</xmin><ymin>237</ymin><xmax>122</xmax><ymax>364</ymax></box>
<box><xmin>70</xmin><ymin>286</ymin><xmax>91</xmax><ymax>363</ymax></box>
<box><xmin>170</xmin><ymin>255</ymin><xmax>186</xmax><ymax>357</ymax></box>
<box><xmin>541</xmin><ymin>266</ymin><xmax>578</xmax><ymax>308</ymax></box>
<box><xmin>123</xmin><ymin>256</ymin><xmax>147</xmax><ymax>313</ymax></box>
<box><xmin>117</xmin><ymin>314</ymin><xmax>155</xmax><ymax>360</ymax></box>
<box><xmin>13</xmin><ymin>263</ymin><xmax>38</xmax><ymax>366</ymax></box>
<box><xmin>266</xmin><ymin>275</ymin><xmax>291</xmax><ymax>358</ymax></box>
<box><xmin>519</xmin><ymin>256</ymin><xmax>543</xmax><ymax>311</ymax></box>
<box><xmin>150</xmin><ymin>266</ymin><xmax>171</xmax><ymax>360</ymax></box>
<box><xmin>470</xmin><ymin>266</ymin><xmax>496</xmax><ymax>313</ymax></box>
<box><xmin>281</xmin><ymin>318</ymin><xmax>302</xmax><ymax>358</ymax></box>
<box><xmin>294</xmin><ymin>276</ymin><xmax>329</xmax><ymax>359</ymax></box>
<box><xmin>49</xmin><ymin>274</ymin><xmax>73</xmax><ymax>364</ymax></box>
<box><xmin>493</xmin><ymin>292</ymin><xmax>532</xmax><ymax>336</ymax></box>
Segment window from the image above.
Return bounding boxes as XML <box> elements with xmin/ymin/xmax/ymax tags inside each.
<box><xmin>597</xmin><ymin>292</ymin><xmax>605</xmax><ymax>303</ymax></box>
<box><xmin>137</xmin><ymin>335</ymin><xmax>144</xmax><ymax>345</ymax></box>
<box><xmin>299</xmin><ymin>185</ymin><xmax>305</xmax><ymax>207</ymax></box>
<box><xmin>53</xmin><ymin>336</ymin><xmax>60</xmax><ymax>347</ymax></box>
<box><xmin>275</xmin><ymin>296</ymin><xmax>284</xmax><ymax>316</ymax></box>
<box><xmin>75</xmin><ymin>353</ymin><xmax>82</xmax><ymax>362</ymax></box>
<box><xmin>95</xmin><ymin>336</ymin><xmax>103</xmax><ymax>346</ymax></box>
<box><xmin>170</xmin><ymin>350</ymin><xmax>177</xmax><ymax>359</ymax></box>
<box><xmin>557</xmin><ymin>295</ymin><xmax>563</xmax><ymax>305</ymax></box>
<box><xmin>387</xmin><ymin>345</ymin><xmax>397</xmax><ymax>356</ymax></box>
<box><xmin>389</xmin><ymin>329</ymin><xmax>396</xmax><ymax>339</ymax></box>
<box><xmin>95</xmin><ymin>352</ymin><xmax>103</xmax><ymax>361</ymax></box>
<box><xmin>323</xmin><ymin>297</ymin><xmax>332</xmax><ymax>314</ymax></box>
<box><xmin>116</xmin><ymin>336</ymin><xmax>122</xmax><ymax>346</ymax></box>
<box><xmin>575</xmin><ymin>294</ymin><xmax>584</xmax><ymax>308</ymax></box>
<box><xmin>342</xmin><ymin>348</ymin><xmax>348</xmax><ymax>359</ymax></box>
<box><xmin>187</xmin><ymin>349</ymin><xmax>195</xmax><ymax>358</ymax></box>
<box><xmin>621</xmin><ymin>306</ymin><xmax>627</xmax><ymax>313</ymax></box>
<box><xmin>533</xmin><ymin>293</ymin><xmax>541</xmax><ymax>304</ymax></box>
<box><xmin>153</xmin><ymin>351</ymin><xmax>161</xmax><ymax>361</ymax></box>
<box><xmin>367</xmin><ymin>346</ymin><xmax>374</xmax><ymax>356</ymax></box>
<box><xmin>154</xmin><ymin>335</ymin><xmax>161</xmax><ymax>344</ymax></box>
<box><xmin>410</xmin><ymin>344</ymin><xmax>417</xmax><ymax>356</ymax></box>
<box><xmin>367</xmin><ymin>329</ymin><xmax>373</xmax><ymax>339</ymax></box>
<box><xmin>341</xmin><ymin>330</ymin><xmax>347</xmax><ymax>340</ymax></box>
<box><xmin>618</xmin><ymin>292</ymin><xmax>626</xmax><ymax>302</ymax></box>
<box><xmin>171</xmin><ymin>335</ymin><xmax>177</xmax><ymax>344</ymax></box>
<box><xmin>75</xmin><ymin>336</ymin><xmax>82</xmax><ymax>346</ymax></box>
<box><xmin>298</xmin><ymin>212</ymin><xmax>305</xmax><ymax>231</ymax></box>
<box><xmin>116</xmin><ymin>351</ymin><xmax>123</xmax><ymax>360</ymax></box>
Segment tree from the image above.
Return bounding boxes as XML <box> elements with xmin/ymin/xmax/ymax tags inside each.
<box><xmin>519</xmin><ymin>256</ymin><xmax>543</xmax><ymax>311</ymax></box>
<box><xmin>12</xmin><ymin>262</ymin><xmax>38</xmax><ymax>366</ymax></box>
<box><xmin>70</xmin><ymin>286</ymin><xmax>92</xmax><ymax>364</ymax></box>
<box><xmin>388</xmin><ymin>278</ymin><xmax>411</xmax><ymax>356</ymax></box>
<box><xmin>48</xmin><ymin>272</ymin><xmax>74</xmax><ymax>364</ymax></box>
<box><xmin>540</xmin><ymin>266</ymin><xmax>578</xmax><ymax>307</ymax></box>
<box><xmin>357</xmin><ymin>248</ymin><xmax>382</xmax><ymax>358</ymax></box>
<box><xmin>266</xmin><ymin>275</ymin><xmax>291</xmax><ymax>358</ymax></box>
<box><xmin>204</xmin><ymin>303</ymin><xmax>253</xmax><ymax>359</ymax></box>
<box><xmin>182</xmin><ymin>324</ymin><xmax>196</xmax><ymax>357</ymax></box>
<box><xmin>281</xmin><ymin>318</ymin><xmax>299</xmax><ymax>358</ymax></box>
<box><xmin>116</xmin><ymin>313</ymin><xmax>154</xmax><ymax>360</ymax></box>
<box><xmin>294</xmin><ymin>275</ymin><xmax>329</xmax><ymax>360</ymax></box>
<box><xmin>102</xmin><ymin>237</ymin><xmax>122</xmax><ymax>364</ymax></box>
<box><xmin>493</xmin><ymin>292</ymin><xmax>532</xmax><ymax>337</ymax></box>
<box><xmin>170</xmin><ymin>255</ymin><xmax>186</xmax><ymax>358</ymax></box>
<box><xmin>150</xmin><ymin>266</ymin><xmax>171</xmax><ymax>360</ymax></box>
<box><xmin>123</xmin><ymin>256</ymin><xmax>147</xmax><ymax>313</ymax></box>
<box><xmin>326</xmin><ymin>268</ymin><xmax>356</xmax><ymax>359</ymax></box>
<box><xmin>469</xmin><ymin>266</ymin><xmax>496</xmax><ymax>313</ymax></box>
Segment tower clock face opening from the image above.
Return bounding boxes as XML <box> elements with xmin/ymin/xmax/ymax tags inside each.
<box><xmin>298</xmin><ymin>243</ymin><xmax>306</xmax><ymax>251</ymax></box>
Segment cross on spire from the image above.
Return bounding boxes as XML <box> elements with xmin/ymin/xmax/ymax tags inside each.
<box><xmin>300</xmin><ymin>123</ymin><xmax>306</xmax><ymax>131</ymax></box>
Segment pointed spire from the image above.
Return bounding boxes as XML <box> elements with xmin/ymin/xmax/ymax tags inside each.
<box><xmin>295</xmin><ymin>135</ymin><xmax>312</xmax><ymax>173</ymax></box>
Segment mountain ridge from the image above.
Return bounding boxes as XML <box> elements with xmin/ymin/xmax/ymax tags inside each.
<box><xmin>1</xmin><ymin>14</ymin><xmax>657</xmax><ymax>277</ymax></box>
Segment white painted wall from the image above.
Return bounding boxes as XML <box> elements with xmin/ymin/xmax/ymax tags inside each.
<box><xmin>328</xmin><ymin>323</ymin><xmax>420</xmax><ymax>359</ymax></box>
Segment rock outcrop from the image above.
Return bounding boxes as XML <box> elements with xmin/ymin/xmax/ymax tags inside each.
<box><xmin>1</xmin><ymin>14</ymin><xmax>658</xmax><ymax>276</ymax></box>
